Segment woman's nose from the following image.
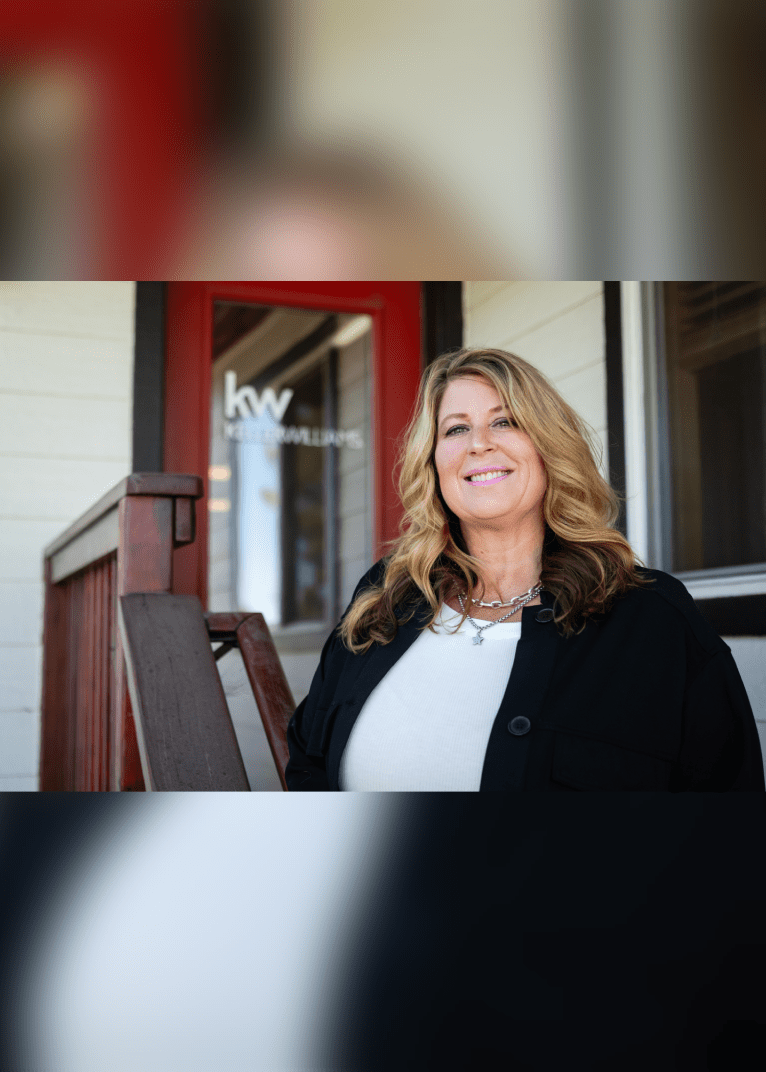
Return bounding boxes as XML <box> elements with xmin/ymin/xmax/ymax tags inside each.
<box><xmin>469</xmin><ymin>428</ymin><xmax>494</xmax><ymax>452</ymax></box>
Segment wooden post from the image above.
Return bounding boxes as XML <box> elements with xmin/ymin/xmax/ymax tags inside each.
<box><xmin>113</xmin><ymin>496</ymin><xmax>174</xmax><ymax>791</ymax></box>
<box><xmin>41</xmin><ymin>474</ymin><xmax>203</xmax><ymax>792</ymax></box>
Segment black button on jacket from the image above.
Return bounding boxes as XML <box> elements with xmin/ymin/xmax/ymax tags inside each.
<box><xmin>285</xmin><ymin>561</ymin><xmax>765</xmax><ymax>791</ymax></box>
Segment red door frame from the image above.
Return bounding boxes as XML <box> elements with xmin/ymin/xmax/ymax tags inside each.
<box><xmin>164</xmin><ymin>282</ymin><xmax>423</xmax><ymax>606</ymax></box>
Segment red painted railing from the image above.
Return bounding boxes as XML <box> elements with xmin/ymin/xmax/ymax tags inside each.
<box><xmin>40</xmin><ymin>474</ymin><xmax>203</xmax><ymax>791</ymax></box>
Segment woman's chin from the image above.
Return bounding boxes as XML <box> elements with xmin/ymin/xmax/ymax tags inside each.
<box><xmin>459</xmin><ymin>507</ymin><xmax>521</xmax><ymax>528</ymax></box>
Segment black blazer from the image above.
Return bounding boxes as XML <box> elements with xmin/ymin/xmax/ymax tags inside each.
<box><xmin>285</xmin><ymin>562</ymin><xmax>765</xmax><ymax>791</ymax></box>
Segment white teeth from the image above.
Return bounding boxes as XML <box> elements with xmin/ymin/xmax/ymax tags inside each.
<box><xmin>467</xmin><ymin>470</ymin><xmax>510</xmax><ymax>483</ymax></box>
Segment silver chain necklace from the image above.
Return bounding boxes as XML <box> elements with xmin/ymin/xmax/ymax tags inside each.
<box><xmin>457</xmin><ymin>588</ymin><xmax>541</xmax><ymax>646</ymax></box>
<box><xmin>471</xmin><ymin>583</ymin><xmax>543</xmax><ymax>609</ymax></box>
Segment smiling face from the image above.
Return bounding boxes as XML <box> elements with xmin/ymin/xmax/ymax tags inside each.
<box><xmin>433</xmin><ymin>375</ymin><xmax>548</xmax><ymax>535</ymax></box>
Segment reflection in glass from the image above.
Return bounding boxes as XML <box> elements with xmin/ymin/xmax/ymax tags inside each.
<box><xmin>282</xmin><ymin>363</ymin><xmax>327</xmax><ymax>623</ymax></box>
<box><xmin>209</xmin><ymin>302</ymin><xmax>361</xmax><ymax>628</ymax></box>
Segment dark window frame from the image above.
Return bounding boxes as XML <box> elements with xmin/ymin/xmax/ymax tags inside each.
<box><xmin>423</xmin><ymin>282</ymin><xmax>463</xmax><ymax>366</ymax></box>
<box><xmin>604</xmin><ymin>281</ymin><xmax>627</xmax><ymax>536</ymax></box>
<box><xmin>132</xmin><ymin>281</ymin><xmax>166</xmax><ymax>473</ymax></box>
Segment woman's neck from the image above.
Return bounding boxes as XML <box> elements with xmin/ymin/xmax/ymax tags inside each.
<box><xmin>460</xmin><ymin>515</ymin><xmax>544</xmax><ymax>603</ymax></box>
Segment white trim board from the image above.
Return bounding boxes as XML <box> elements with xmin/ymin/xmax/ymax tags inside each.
<box><xmin>620</xmin><ymin>281</ymin><xmax>650</xmax><ymax>565</ymax></box>
<box><xmin>677</xmin><ymin>572</ymin><xmax>766</xmax><ymax>602</ymax></box>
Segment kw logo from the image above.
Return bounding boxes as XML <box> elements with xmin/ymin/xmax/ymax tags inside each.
<box><xmin>224</xmin><ymin>371</ymin><xmax>294</xmax><ymax>422</ymax></box>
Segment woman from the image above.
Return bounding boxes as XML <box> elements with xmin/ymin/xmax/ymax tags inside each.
<box><xmin>285</xmin><ymin>348</ymin><xmax>764</xmax><ymax>791</ymax></box>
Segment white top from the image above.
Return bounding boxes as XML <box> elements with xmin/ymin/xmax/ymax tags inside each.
<box><xmin>338</xmin><ymin>605</ymin><xmax>522</xmax><ymax>791</ymax></box>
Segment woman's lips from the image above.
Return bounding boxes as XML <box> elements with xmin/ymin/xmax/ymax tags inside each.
<box><xmin>464</xmin><ymin>469</ymin><xmax>512</xmax><ymax>486</ymax></box>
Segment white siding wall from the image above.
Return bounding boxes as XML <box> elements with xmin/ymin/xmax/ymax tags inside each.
<box><xmin>463</xmin><ymin>281</ymin><xmax>608</xmax><ymax>475</ymax></box>
<box><xmin>0</xmin><ymin>282</ymin><xmax>135</xmax><ymax>790</ymax></box>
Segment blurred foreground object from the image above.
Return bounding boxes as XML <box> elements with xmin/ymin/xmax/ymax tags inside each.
<box><xmin>177</xmin><ymin>144</ymin><xmax>512</xmax><ymax>280</ymax></box>
<box><xmin>1</xmin><ymin>794</ymin><xmax>401</xmax><ymax>1072</ymax></box>
<box><xmin>0</xmin><ymin>60</ymin><xmax>93</xmax><ymax>276</ymax></box>
<box><xmin>0</xmin><ymin>0</ymin><xmax>206</xmax><ymax>278</ymax></box>
<box><xmin>3</xmin><ymin>795</ymin><xmax>766</xmax><ymax>1071</ymax></box>
<box><xmin>2</xmin><ymin>0</ymin><xmax>766</xmax><ymax>278</ymax></box>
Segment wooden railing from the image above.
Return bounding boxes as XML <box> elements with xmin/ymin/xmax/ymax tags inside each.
<box><xmin>119</xmin><ymin>598</ymin><xmax>295</xmax><ymax>790</ymax></box>
<box><xmin>40</xmin><ymin>474</ymin><xmax>203</xmax><ymax>791</ymax></box>
<box><xmin>40</xmin><ymin>473</ymin><xmax>296</xmax><ymax>792</ymax></box>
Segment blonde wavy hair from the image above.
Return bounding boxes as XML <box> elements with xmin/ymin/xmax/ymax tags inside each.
<box><xmin>340</xmin><ymin>348</ymin><xmax>648</xmax><ymax>652</ymax></box>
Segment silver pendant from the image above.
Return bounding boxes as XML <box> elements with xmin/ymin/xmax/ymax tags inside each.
<box><xmin>472</xmin><ymin>634</ymin><xmax>483</xmax><ymax>645</ymax></box>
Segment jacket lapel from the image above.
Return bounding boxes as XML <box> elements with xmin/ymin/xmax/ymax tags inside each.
<box><xmin>480</xmin><ymin>588</ymin><xmax>562</xmax><ymax>790</ymax></box>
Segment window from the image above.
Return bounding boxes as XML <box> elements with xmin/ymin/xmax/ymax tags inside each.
<box><xmin>618</xmin><ymin>280</ymin><xmax>766</xmax><ymax>633</ymax></box>
<box><xmin>207</xmin><ymin>301</ymin><xmax>373</xmax><ymax>635</ymax></box>
<box><xmin>208</xmin><ymin>303</ymin><xmax>338</xmax><ymax>626</ymax></box>
<box><xmin>662</xmin><ymin>282</ymin><xmax>766</xmax><ymax>575</ymax></box>
<box><xmin>620</xmin><ymin>279</ymin><xmax>766</xmax><ymax>626</ymax></box>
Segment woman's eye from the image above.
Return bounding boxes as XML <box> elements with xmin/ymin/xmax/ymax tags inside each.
<box><xmin>444</xmin><ymin>419</ymin><xmax>516</xmax><ymax>436</ymax></box>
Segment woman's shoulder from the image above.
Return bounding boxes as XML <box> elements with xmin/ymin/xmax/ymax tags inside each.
<box><xmin>335</xmin><ymin>558</ymin><xmax>389</xmax><ymax>625</ymax></box>
<box><xmin>616</xmin><ymin>567</ymin><xmax>727</xmax><ymax>656</ymax></box>
<box><xmin>359</xmin><ymin>557</ymin><xmax>388</xmax><ymax>588</ymax></box>
<box><xmin>349</xmin><ymin>557</ymin><xmax>388</xmax><ymax>602</ymax></box>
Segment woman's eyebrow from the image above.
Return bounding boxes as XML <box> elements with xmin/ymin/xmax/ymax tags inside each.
<box><xmin>438</xmin><ymin>405</ymin><xmax>506</xmax><ymax>429</ymax></box>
